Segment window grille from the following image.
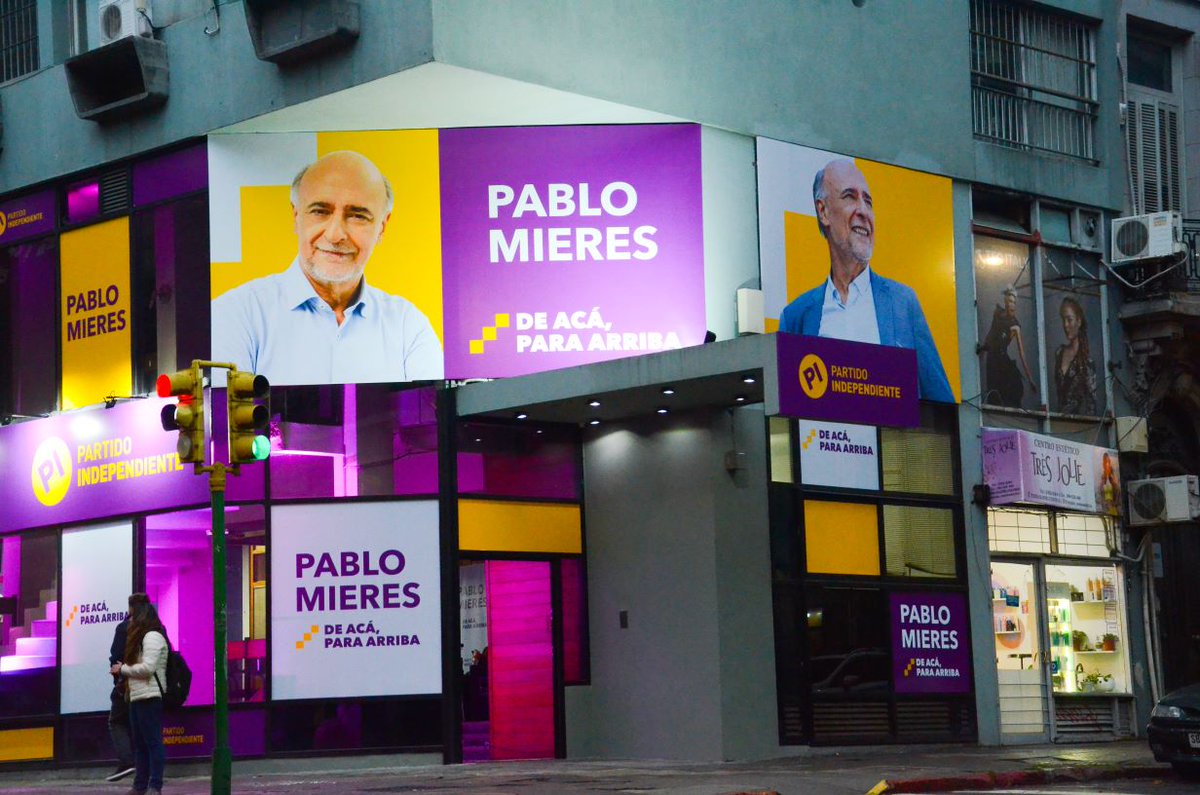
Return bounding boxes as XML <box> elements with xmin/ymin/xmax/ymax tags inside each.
<box><xmin>970</xmin><ymin>0</ymin><xmax>1098</xmax><ymax>161</ymax></box>
<box><xmin>0</xmin><ymin>0</ymin><xmax>38</xmax><ymax>84</ymax></box>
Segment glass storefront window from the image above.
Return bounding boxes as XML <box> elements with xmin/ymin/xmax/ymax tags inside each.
<box><xmin>145</xmin><ymin>504</ymin><xmax>267</xmax><ymax>706</ymax></box>
<box><xmin>883</xmin><ymin>505</ymin><xmax>956</xmax><ymax>579</ymax></box>
<box><xmin>990</xmin><ymin>561</ymin><xmax>1048</xmax><ymax>738</ymax></box>
<box><xmin>0</xmin><ymin>530</ymin><xmax>59</xmax><ymax>719</ymax></box>
<box><xmin>458</xmin><ymin>420</ymin><xmax>580</xmax><ymax>500</ymax></box>
<box><xmin>881</xmin><ymin>404</ymin><xmax>957</xmax><ymax>495</ymax></box>
<box><xmin>0</xmin><ymin>239</ymin><xmax>59</xmax><ymax>419</ymax></box>
<box><xmin>805</xmin><ymin>584</ymin><xmax>889</xmax><ymax>698</ymax></box>
<box><xmin>1045</xmin><ymin>562</ymin><xmax>1129</xmax><ymax>695</ymax></box>
<box><xmin>264</xmin><ymin>384</ymin><xmax>445</xmax><ymax>499</ymax></box>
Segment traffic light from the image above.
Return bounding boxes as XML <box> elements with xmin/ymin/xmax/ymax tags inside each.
<box><xmin>227</xmin><ymin>371</ymin><xmax>271</xmax><ymax>464</ymax></box>
<box><xmin>157</xmin><ymin>365</ymin><xmax>206</xmax><ymax>464</ymax></box>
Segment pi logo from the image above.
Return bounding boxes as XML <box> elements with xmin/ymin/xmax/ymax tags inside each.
<box><xmin>0</xmin><ymin>211</ymin><xmax>7</xmax><ymax>238</ymax></box>
<box><xmin>31</xmin><ymin>436</ymin><xmax>73</xmax><ymax>507</ymax></box>
<box><xmin>798</xmin><ymin>353</ymin><xmax>829</xmax><ymax>399</ymax></box>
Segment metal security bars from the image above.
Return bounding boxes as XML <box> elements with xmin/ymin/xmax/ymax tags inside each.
<box><xmin>970</xmin><ymin>0</ymin><xmax>1098</xmax><ymax>162</ymax></box>
<box><xmin>0</xmin><ymin>0</ymin><xmax>38</xmax><ymax>84</ymax></box>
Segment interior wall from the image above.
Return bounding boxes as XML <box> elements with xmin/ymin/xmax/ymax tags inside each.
<box><xmin>566</xmin><ymin>405</ymin><xmax>773</xmax><ymax>761</ymax></box>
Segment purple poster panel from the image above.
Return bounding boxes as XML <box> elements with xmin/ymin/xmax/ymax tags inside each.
<box><xmin>0</xmin><ymin>399</ymin><xmax>211</xmax><ymax>533</ymax></box>
<box><xmin>439</xmin><ymin>124</ymin><xmax>705</xmax><ymax>378</ymax></box>
<box><xmin>889</xmin><ymin>591</ymin><xmax>971</xmax><ymax>695</ymax></box>
<box><xmin>0</xmin><ymin>189</ymin><xmax>55</xmax><ymax>245</ymax></box>
<box><xmin>776</xmin><ymin>332</ymin><xmax>919</xmax><ymax>427</ymax></box>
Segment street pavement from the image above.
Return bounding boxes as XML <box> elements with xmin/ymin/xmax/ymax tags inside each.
<box><xmin>0</xmin><ymin>739</ymin><xmax>1178</xmax><ymax>794</ymax></box>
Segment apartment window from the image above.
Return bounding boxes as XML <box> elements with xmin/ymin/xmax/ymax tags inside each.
<box><xmin>1126</xmin><ymin>26</ymin><xmax>1183</xmax><ymax>214</ymax></box>
<box><xmin>970</xmin><ymin>0</ymin><xmax>1098</xmax><ymax>161</ymax></box>
<box><xmin>0</xmin><ymin>0</ymin><xmax>38</xmax><ymax>84</ymax></box>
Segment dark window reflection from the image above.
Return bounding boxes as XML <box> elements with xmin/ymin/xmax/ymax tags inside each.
<box><xmin>0</xmin><ymin>239</ymin><xmax>59</xmax><ymax>418</ymax></box>
<box><xmin>457</xmin><ymin>421</ymin><xmax>580</xmax><ymax>500</ymax></box>
<box><xmin>805</xmin><ymin>584</ymin><xmax>889</xmax><ymax>697</ymax></box>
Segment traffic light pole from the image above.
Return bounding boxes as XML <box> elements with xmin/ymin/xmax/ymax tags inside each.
<box><xmin>162</xmin><ymin>360</ymin><xmax>268</xmax><ymax>795</ymax></box>
<box><xmin>209</xmin><ymin>463</ymin><xmax>232</xmax><ymax>795</ymax></box>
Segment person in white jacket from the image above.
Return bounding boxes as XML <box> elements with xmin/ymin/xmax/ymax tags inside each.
<box><xmin>110</xmin><ymin>594</ymin><xmax>168</xmax><ymax>795</ymax></box>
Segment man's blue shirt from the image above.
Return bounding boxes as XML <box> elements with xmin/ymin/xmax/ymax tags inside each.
<box><xmin>779</xmin><ymin>270</ymin><xmax>954</xmax><ymax>403</ymax></box>
<box><xmin>211</xmin><ymin>260</ymin><xmax>444</xmax><ymax>385</ymax></box>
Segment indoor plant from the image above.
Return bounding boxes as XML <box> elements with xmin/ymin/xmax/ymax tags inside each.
<box><xmin>1100</xmin><ymin>632</ymin><xmax>1117</xmax><ymax>652</ymax></box>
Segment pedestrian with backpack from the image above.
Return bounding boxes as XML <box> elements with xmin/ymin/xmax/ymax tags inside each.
<box><xmin>110</xmin><ymin>594</ymin><xmax>168</xmax><ymax>795</ymax></box>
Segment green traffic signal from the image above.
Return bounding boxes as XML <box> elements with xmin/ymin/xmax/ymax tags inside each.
<box><xmin>228</xmin><ymin>370</ymin><xmax>271</xmax><ymax>464</ymax></box>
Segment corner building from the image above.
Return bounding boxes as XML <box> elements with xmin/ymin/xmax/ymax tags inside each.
<box><xmin>0</xmin><ymin>0</ymin><xmax>1181</xmax><ymax>767</ymax></box>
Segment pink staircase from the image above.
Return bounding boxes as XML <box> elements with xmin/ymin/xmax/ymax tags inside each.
<box><xmin>0</xmin><ymin>594</ymin><xmax>58</xmax><ymax>674</ymax></box>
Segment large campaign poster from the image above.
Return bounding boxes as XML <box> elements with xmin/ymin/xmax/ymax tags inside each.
<box><xmin>208</xmin><ymin>124</ymin><xmax>705</xmax><ymax>386</ymax></box>
<box><xmin>270</xmin><ymin>501</ymin><xmax>442</xmax><ymax>700</ymax></box>
<box><xmin>757</xmin><ymin>138</ymin><xmax>959</xmax><ymax>403</ymax></box>
<box><xmin>61</xmin><ymin>522</ymin><xmax>133</xmax><ymax>714</ymax></box>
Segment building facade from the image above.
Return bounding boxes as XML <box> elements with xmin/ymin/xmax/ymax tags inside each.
<box><xmin>0</xmin><ymin>0</ymin><xmax>1183</xmax><ymax>768</ymax></box>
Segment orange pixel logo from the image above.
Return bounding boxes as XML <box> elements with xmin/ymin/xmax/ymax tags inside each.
<box><xmin>294</xmin><ymin>624</ymin><xmax>321</xmax><ymax>651</ymax></box>
<box><xmin>903</xmin><ymin>658</ymin><xmax>916</xmax><ymax>677</ymax></box>
<box><xmin>801</xmin><ymin>428</ymin><xmax>818</xmax><ymax>450</ymax></box>
<box><xmin>65</xmin><ymin>605</ymin><xmax>79</xmax><ymax>628</ymax></box>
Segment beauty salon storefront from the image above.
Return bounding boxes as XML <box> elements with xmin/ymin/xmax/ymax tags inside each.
<box><xmin>982</xmin><ymin>428</ymin><xmax>1136</xmax><ymax>742</ymax></box>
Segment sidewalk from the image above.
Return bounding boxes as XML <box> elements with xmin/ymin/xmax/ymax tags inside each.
<box><xmin>0</xmin><ymin>739</ymin><xmax>1171</xmax><ymax>794</ymax></box>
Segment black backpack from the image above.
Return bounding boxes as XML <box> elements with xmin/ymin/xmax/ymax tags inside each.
<box><xmin>153</xmin><ymin>644</ymin><xmax>193</xmax><ymax>710</ymax></box>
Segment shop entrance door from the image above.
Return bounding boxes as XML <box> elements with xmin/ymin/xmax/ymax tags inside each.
<box><xmin>460</xmin><ymin>560</ymin><xmax>557</xmax><ymax>761</ymax></box>
<box><xmin>991</xmin><ymin>560</ymin><xmax>1049</xmax><ymax>742</ymax></box>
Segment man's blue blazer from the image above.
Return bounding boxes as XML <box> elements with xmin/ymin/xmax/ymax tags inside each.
<box><xmin>778</xmin><ymin>271</ymin><xmax>954</xmax><ymax>403</ymax></box>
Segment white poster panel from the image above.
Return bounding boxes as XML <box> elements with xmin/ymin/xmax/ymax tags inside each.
<box><xmin>271</xmin><ymin>501</ymin><xmax>442</xmax><ymax>700</ymax></box>
<box><xmin>61</xmin><ymin>521</ymin><xmax>133</xmax><ymax>714</ymax></box>
<box><xmin>798</xmin><ymin>420</ymin><xmax>880</xmax><ymax>490</ymax></box>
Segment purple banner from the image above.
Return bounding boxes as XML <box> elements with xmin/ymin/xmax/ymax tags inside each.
<box><xmin>439</xmin><ymin>124</ymin><xmax>706</xmax><ymax>378</ymax></box>
<box><xmin>0</xmin><ymin>189</ymin><xmax>55</xmax><ymax>245</ymax></box>
<box><xmin>889</xmin><ymin>591</ymin><xmax>971</xmax><ymax>695</ymax></box>
<box><xmin>0</xmin><ymin>399</ymin><xmax>211</xmax><ymax>533</ymax></box>
<box><xmin>776</xmin><ymin>333</ymin><xmax>919</xmax><ymax>427</ymax></box>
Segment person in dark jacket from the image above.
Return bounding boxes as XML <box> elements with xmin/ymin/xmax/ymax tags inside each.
<box><xmin>106</xmin><ymin>605</ymin><xmax>137</xmax><ymax>783</ymax></box>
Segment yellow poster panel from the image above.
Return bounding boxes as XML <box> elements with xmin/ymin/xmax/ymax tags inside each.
<box><xmin>458</xmin><ymin>499</ymin><xmax>582</xmax><ymax>554</ymax></box>
<box><xmin>61</xmin><ymin>218</ymin><xmax>132</xmax><ymax>410</ymax></box>
<box><xmin>211</xmin><ymin>129</ymin><xmax>443</xmax><ymax>342</ymax></box>
<box><xmin>0</xmin><ymin>726</ymin><xmax>53</xmax><ymax>762</ymax></box>
<box><xmin>804</xmin><ymin>500</ymin><xmax>879</xmax><ymax>576</ymax></box>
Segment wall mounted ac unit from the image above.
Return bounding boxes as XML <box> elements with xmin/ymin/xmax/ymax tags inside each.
<box><xmin>1127</xmin><ymin>475</ymin><xmax>1200</xmax><ymax>526</ymax></box>
<box><xmin>1111</xmin><ymin>211</ymin><xmax>1182</xmax><ymax>265</ymax></box>
<box><xmin>98</xmin><ymin>0</ymin><xmax>151</xmax><ymax>46</ymax></box>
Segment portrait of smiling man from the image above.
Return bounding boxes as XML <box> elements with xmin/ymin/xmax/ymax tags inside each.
<box><xmin>211</xmin><ymin>150</ymin><xmax>444</xmax><ymax>385</ymax></box>
<box><xmin>778</xmin><ymin>158</ymin><xmax>952</xmax><ymax>402</ymax></box>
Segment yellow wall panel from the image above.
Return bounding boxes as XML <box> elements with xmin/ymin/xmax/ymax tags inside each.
<box><xmin>0</xmin><ymin>726</ymin><xmax>53</xmax><ymax>762</ymax></box>
<box><xmin>804</xmin><ymin>500</ymin><xmax>879</xmax><ymax>576</ymax></box>
<box><xmin>459</xmin><ymin>500</ymin><xmax>581</xmax><ymax>554</ymax></box>
<box><xmin>60</xmin><ymin>218</ymin><xmax>131</xmax><ymax>410</ymax></box>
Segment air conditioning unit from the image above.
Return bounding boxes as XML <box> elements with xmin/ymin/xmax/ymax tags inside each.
<box><xmin>1111</xmin><ymin>211</ymin><xmax>1183</xmax><ymax>265</ymax></box>
<box><xmin>1127</xmin><ymin>475</ymin><xmax>1200</xmax><ymax>526</ymax></box>
<box><xmin>98</xmin><ymin>0</ymin><xmax>151</xmax><ymax>46</ymax></box>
